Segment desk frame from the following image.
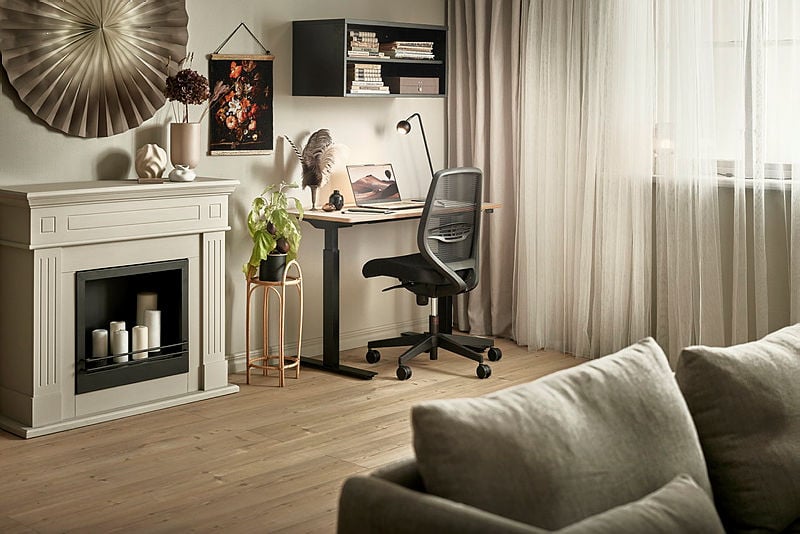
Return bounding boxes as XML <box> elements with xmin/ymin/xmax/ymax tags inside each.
<box><xmin>298</xmin><ymin>205</ymin><xmax>496</xmax><ymax>380</ymax></box>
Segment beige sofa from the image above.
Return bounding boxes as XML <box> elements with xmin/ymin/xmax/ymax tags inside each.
<box><xmin>338</xmin><ymin>325</ymin><xmax>800</xmax><ymax>533</ymax></box>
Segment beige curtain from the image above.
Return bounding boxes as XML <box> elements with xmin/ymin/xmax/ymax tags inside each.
<box><xmin>447</xmin><ymin>0</ymin><xmax>525</xmax><ymax>337</ymax></box>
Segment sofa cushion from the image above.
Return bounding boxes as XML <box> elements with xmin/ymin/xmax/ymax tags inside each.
<box><xmin>676</xmin><ymin>324</ymin><xmax>800</xmax><ymax>533</ymax></box>
<box><xmin>411</xmin><ymin>337</ymin><xmax>710</xmax><ymax>530</ymax></box>
<box><xmin>560</xmin><ymin>474</ymin><xmax>723</xmax><ymax>534</ymax></box>
<box><xmin>339</xmin><ymin>468</ymin><xmax>720</xmax><ymax>534</ymax></box>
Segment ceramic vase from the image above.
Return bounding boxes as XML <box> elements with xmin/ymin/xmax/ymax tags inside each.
<box><xmin>169</xmin><ymin>122</ymin><xmax>201</xmax><ymax>169</ymax></box>
<box><xmin>329</xmin><ymin>189</ymin><xmax>344</xmax><ymax>210</ymax></box>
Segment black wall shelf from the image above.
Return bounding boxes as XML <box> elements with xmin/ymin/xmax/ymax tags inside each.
<box><xmin>292</xmin><ymin>19</ymin><xmax>447</xmax><ymax>97</ymax></box>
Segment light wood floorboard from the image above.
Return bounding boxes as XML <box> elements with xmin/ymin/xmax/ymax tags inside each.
<box><xmin>0</xmin><ymin>339</ymin><xmax>581</xmax><ymax>533</ymax></box>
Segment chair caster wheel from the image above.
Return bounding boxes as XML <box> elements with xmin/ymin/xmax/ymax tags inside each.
<box><xmin>476</xmin><ymin>364</ymin><xmax>492</xmax><ymax>379</ymax></box>
<box><xmin>397</xmin><ymin>365</ymin><xmax>412</xmax><ymax>381</ymax></box>
<box><xmin>487</xmin><ymin>347</ymin><xmax>502</xmax><ymax>362</ymax></box>
<box><xmin>366</xmin><ymin>349</ymin><xmax>381</xmax><ymax>364</ymax></box>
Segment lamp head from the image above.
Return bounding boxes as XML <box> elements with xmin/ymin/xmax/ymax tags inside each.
<box><xmin>396</xmin><ymin>120</ymin><xmax>412</xmax><ymax>134</ymax></box>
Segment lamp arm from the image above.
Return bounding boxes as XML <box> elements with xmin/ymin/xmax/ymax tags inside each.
<box><xmin>406</xmin><ymin>112</ymin><xmax>435</xmax><ymax>178</ymax></box>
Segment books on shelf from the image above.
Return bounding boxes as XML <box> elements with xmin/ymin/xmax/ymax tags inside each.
<box><xmin>344</xmin><ymin>34</ymin><xmax>438</xmax><ymax>94</ymax></box>
<box><xmin>348</xmin><ymin>30</ymin><xmax>386</xmax><ymax>58</ymax></box>
<box><xmin>379</xmin><ymin>41</ymin><xmax>436</xmax><ymax>60</ymax></box>
<box><xmin>348</xmin><ymin>50</ymin><xmax>386</xmax><ymax>58</ymax></box>
<box><xmin>347</xmin><ymin>63</ymin><xmax>389</xmax><ymax>94</ymax></box>
<box><xmin>347</xmin><ymin>63</ymin><xmax>382</xmax><ymax>80</ymax></box>
<box><xmin>349</xmin><ymin>87</ymin><xmax>390</xmax><ymax>94</ymax></box>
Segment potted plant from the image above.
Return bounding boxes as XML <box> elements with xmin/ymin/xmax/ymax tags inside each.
<box><xmin>245</xmin><ymin>182</ymin><xmax>304</xmax><ymax>281</ymax></box>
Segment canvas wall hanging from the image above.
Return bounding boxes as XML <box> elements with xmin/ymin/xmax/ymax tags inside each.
<box><xmin>208</xmin><ymin>23</ymin><xmax>274</xmax><ymax>155</ymax></box>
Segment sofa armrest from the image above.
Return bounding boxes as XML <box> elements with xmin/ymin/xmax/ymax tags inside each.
<box><xmin>337</xmin><ymin>473</ymin><xmax>543</xmax><ymax>534</ymax></box>
<box><xmin>371</xmin><ymin>457</ymin><xmax>426</xmax><ymax>489</ymax></box>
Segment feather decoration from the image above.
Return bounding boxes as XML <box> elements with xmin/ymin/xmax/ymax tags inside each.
<box><xmin>282</xmin><ymin>135</ymin><xmax>303</xmax><ymax>161</ymax></box>
<box><xmin>300</xmin><ymin>129</ymin><xmax>334</xmax><ymax>190</ymax></box>
<box><xmin>283</xmin><ymin>129</ymin><xmax>338</xmax><ymax>209</ymax></box>
<box><xmin>314</xmin><ymin>143</ymin><xmax>338</xmax><ymax>186</ymax></box>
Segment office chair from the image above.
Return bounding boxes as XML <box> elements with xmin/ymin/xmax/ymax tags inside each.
<box><xmin>361</xmin><ymin>167</ymin><xmax>502</xmax><ymax>380</ymax></box>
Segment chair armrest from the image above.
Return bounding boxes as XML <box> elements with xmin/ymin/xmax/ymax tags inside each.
<box><xmin>337</xmin><ymin>474</ymin><xmax>543</xmax><ymax>534</ymax></box>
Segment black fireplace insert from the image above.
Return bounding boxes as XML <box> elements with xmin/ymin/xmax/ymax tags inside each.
<box><xmin>75</xmin><ymin>259</ymin><xmax>189</xmax><ymax>394</ymax></box>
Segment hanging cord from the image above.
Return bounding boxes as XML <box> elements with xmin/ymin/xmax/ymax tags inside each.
<box><xmin>213</xmin><ymin>22</ymin><xmax>270</xmax><ymax>55</ymax></box>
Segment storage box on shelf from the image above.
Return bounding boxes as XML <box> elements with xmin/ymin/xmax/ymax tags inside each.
<box><xmin>292</xmin><ymin>19</ymin><xmax>446</xmax><ymax>97</ymax></box>
<box><xmin>385</xmin><ymin>76</ymin><xmax>440</xmax><ymax>95</ymax></box>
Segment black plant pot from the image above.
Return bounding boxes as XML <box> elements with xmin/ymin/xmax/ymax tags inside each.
<box><xmin>259</xmin><ymin>253</ymin><xmax>287</xmax><ymax>282</ymax></box>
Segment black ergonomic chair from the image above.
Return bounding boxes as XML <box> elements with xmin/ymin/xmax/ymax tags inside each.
<box><xmin>361</xmin><ymin>167</ymin><xmax>502</xmax><ymax>380</ymax></box>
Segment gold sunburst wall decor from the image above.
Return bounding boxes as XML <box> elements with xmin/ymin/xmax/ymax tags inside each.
<box><xmin>0</xmin><ymin>0</ymin><xmax>188</xmax><ymax>138</ymax></box>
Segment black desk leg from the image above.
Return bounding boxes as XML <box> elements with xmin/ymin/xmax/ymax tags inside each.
<box><xmin>322</xmin><ymin>225</ymin><xmax>340</xmax><ymax>366</ymax></box>
<box><xmin>300</xmin><ymin>223</ymin><xmax>376</xmax><ymax>380</ymax></box>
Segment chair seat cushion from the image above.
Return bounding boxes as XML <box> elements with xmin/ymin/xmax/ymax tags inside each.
<box><xmin>411</xmin><ymin>337</ymin><xmax>711</xmax><ymax>530</ymax></box>
<box><xmin>676</xmin><ymin>323</ymin><xmax>800</xmax><ymax>533</ymax></box>
<box><xmin>362</xmin><ymin>253</ymin><xmax>447</xmax><ymax>285</ymax></box>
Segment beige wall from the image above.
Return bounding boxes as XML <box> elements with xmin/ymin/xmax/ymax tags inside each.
<box><xmin>0</xmin><ymin>0</ymin><xmax>446</xmax><ymax>362</ymax></box>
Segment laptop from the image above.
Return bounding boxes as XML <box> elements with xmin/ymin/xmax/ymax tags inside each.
<box><xmin>346</xmin><ymin>163</ymin><xmax>425</xmax><ymax>210</ymax></box>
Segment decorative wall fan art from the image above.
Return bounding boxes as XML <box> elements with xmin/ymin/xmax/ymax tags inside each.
<box><xmin>0</xmin><ymin>0</ymin><xmax>188</xmax><ymax>138</ymax></box>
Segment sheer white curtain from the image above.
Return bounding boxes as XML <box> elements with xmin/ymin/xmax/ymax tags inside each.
<box><xmin>719</xmin><ymin>0</ymin><xmax>800</xmax><ymax>343</ymax></box>
<box><xmin>515</xmin><ymin>0</ymin><xmax>654</xmax><ymax>358</ymax></box>
<box><xmin>653</xmin><ymin>1</ymin><xmax>725</xmax><ymax>362</ymax></box>
<box><xmin>515</xmin><ymin>0</ymin><xmax>800</xmax><ymax>361</ymax></box>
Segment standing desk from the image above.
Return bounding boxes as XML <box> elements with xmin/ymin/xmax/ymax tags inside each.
<box><xmin>296</xmin><ymin>203</ymin><xmax>499</xmax><ymax>380</ymax></box>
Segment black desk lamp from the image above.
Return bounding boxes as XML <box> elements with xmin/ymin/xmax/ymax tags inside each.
<box><xmin>397</xmin><ymin>113</ymin><xmax>434</xmax><ymax>178</ymax></box>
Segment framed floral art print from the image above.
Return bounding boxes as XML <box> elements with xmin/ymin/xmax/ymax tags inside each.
<box><xmin>208</xmin><ymin>54</ymin><xmax>274</xmax><ymax>155</ymax></box>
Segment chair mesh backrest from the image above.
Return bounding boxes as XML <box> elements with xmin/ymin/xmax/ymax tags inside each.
<box><xmin>418</xmin><ymin>167</ymin><xmax>483</xmax><ymax>292</ymax></box>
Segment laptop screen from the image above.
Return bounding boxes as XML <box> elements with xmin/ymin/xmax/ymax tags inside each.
<box><xmin>346</xmin><ymin>164</ymin><xmax>402</xmax><ymax>206</ymax></box>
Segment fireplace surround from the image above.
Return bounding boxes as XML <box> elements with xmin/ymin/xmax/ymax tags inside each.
<box><xmin>0</xmin><ymin>178</ymin><xmax>239</xmax><ymax>438</ymax></box>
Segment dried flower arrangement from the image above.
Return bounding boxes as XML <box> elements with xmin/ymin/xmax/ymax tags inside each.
<box><xmin>163</xmin><ymin>54</ymin><xmax>227</xmax><ymax>123</ymax></box>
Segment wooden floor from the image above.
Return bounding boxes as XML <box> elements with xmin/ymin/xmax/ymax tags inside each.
<box><xmin>0</xmin><ymin>339</ymin><xmax>581</xmax><ymax>533</ymax></box>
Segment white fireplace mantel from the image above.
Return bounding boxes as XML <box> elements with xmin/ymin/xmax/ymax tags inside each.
<box><xmin>0</xmin><ymin>178</ymin><xmax>240</xmax><ymax>438</ymax></box>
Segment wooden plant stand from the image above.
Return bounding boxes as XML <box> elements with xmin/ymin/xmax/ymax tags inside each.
<box><xmin>245</xmin><ymin>260</ymin><xmax>303</xmax><ymax>386</ymax></box>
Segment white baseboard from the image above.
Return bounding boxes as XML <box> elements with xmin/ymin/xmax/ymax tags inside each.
<box><xmin>227</xmin><ymin>318</ymin><xmax>428</xmax><ymax>373</ymax></box>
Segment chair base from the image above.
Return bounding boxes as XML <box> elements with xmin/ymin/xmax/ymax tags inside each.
<box><xmin>367</xmin><ymin>314</ymin><xmax>496</xmax><ymax>376</ymax></box>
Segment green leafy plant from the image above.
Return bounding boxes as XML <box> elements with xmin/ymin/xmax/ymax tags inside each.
<box><xmin>245</xmin><ymin>182</ymin><xmax>304</xmax><ymax>273</ymax></box>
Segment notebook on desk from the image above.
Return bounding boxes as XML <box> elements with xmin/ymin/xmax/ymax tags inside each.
<box><xmin>346</xmin><ymin>163</ymin><xmax>425</xmax><ymax>210</ymax></box>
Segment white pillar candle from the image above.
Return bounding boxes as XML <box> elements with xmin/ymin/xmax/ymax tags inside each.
<box><xmin>144</xmin><ymin>309</ymin><xmax>161</xmax><ymax>353</ymax></box>
<box><xmin>91</xmin><ymin>329</ymin><xmax>109</xmax><ymax>360</ymax></box>
<box><xmin>110</xmin><ymin>320</ymin><xmax>126</xmax><ymax>334</ymax></box>
<box><xmin>132</xmin><ymin>325</ymin><xmax>149</xmax><ymax>360</ymax></box>
<box><xmin>136</xmin><ymin>292</ymin><xmax>158</xmax><ymax>326</ymax></box>
<box><xmin>111</xmin><ymin>329</ymin><xmax>129</xmax><ymax>363</ymax></box>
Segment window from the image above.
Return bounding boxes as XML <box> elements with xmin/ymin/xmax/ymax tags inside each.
<box><xmin>713</xmin><ymin>0</ymin><xmax>800</xmax><ymax>180</ymax></box>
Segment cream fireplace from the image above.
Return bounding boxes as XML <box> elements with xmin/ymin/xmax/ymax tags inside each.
<box><xmin>0</xmin><ymin>178</ymin><xmax>239</xmax><ymax>438</ymax></box>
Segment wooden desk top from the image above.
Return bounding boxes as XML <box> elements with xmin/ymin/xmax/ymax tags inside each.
<box><xmin>292</xmin><ymin>202</ymin><xmax>501</xmax><ymax>225</ymax></box>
